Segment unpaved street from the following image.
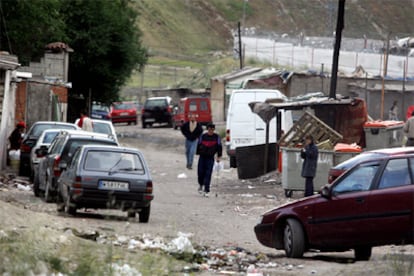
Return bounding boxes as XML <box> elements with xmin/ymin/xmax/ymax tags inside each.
<box><xmin>1</xmin><ymin>123</ymin><xmax>413</xmax><ymax>275</ymax></box>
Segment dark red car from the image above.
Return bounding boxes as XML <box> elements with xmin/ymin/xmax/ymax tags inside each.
<box><xmin>110</xmin><ymin>102</ymin><xmax>137</xmax><ymax>125</ymax></box>
<box><xmin>328</xmin><ymin>147</ymin><xmax>414</xmax><ymax>183</ymax></box>
<box><xmin>254</xmin><ymin>153</ymin><xmax>414</xmax><ymax>260</ymax></box>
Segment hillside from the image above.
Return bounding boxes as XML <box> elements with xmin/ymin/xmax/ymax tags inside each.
<box><xmin>123</xmin><ymin>0</ymin><xmax>414</xmax><ymax>95</ymax></box>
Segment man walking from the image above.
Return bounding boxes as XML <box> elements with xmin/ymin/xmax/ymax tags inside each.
<box><xmin>196</xmin><ymin>123</ymin><xmax>222</xmax><ymax>197</ymax></box>
<box><xmin>180</xmin><ymin>113</ymin><xmax>203</xmax><ymax>169</ymax></box>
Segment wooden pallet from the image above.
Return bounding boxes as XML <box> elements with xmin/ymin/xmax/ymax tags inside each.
<box><xmin>279</xmin><ymin>111</ymin><xmax>343</xmax><ymax>148</ymax></box>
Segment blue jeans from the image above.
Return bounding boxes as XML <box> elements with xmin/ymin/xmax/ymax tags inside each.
<box><xmin>185</xmin><ymin>139</ymin><xmax>198</xmax><ymax>167</ymax></box>
<box><xmin>197</xmin><ymin>156</ymin><xmax>214</xmax><ymax>193</ymax></box>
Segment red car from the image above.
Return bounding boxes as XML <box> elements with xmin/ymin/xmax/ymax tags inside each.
<box><xmin>328</xmin><ymin>147</ymin><xmax>414</xmax><ymax>183</ymax></box>
<box><xmin>110</xmin><ymin>102</ymin><xmax>137</xmax><ymax>125</ymax></box>
<box><xmin>254</xmin><ymin>153</ymin><xmax>414</xmax><ymax>260</ymax></box>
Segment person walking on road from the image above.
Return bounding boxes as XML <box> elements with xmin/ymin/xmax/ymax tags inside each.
<box><xmin>404</xmin><ymin>111</ymin><xmax>414</xmax><ymax>146</ymax></box>
<box><xmin>180</xmin><ymin>113</ymin><xmax>203</xmax><ymax>169</ymax></box>
<box><xmin>77</xmin><ymin>109</ymin><xmax>93</xmax><ymax>132</ymax></box>
<box><xmin>301</xmin><ymin>134</ymin><xmax>318</xmax><ymax>197</ymax></box>
<box><xmin>196</xmin><ymin>123</ymin><xmax>222</xmax><ymax>197</ymax></box>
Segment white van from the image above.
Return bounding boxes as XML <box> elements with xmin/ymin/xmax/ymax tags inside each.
<box><xmin>225</xmin><ymin>89</ymin><xmax>292</xmax><ymax>168</ymax></box>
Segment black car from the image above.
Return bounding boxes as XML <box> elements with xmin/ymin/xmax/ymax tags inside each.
<box><xmin>19</xmin><ymin>121</ymin><xmax>79</xmax><ymax>177</ymax></box>
<box><xmin>141</xmin><ymin>97</ymin><xmax>173</xmax><ymax>128</ymax></box>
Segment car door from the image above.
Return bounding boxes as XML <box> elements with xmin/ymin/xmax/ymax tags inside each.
<box><xmin>364</xmin><ymin>157</ymin><xmax>414</xmax><ymax>245</ymax></box>
<box><xmin>308</xmin><ymin>161</ymin><xmax>381</xmax><ymax>247</ymax></box>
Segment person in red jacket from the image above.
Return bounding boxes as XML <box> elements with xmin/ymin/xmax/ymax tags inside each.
<box><xmin>196</xmin><ymin>123</ymin><xmax>222</xmax><ymax>197</ymax></box>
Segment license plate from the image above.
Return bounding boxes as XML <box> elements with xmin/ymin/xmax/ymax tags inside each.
<box><xmin>121</xmin><ymin>112</ymin><xmax>129</xmax><ymax>116</ymax></box>
<box><xmin>99</xmin><ymin>180</ymin><xmax>129</xmax><ymax>190</ymax></box>
<box><xmin>92</xmin><ymin>114</ymin><xmax>102</xmax><ymax>118</ymax></box>
<box><xmin>145</xmin><ymin>118</ymin><xmax>155</xmax><ymax>122</ymax></box>
<box><xmin>234</xmin><ymin>138</ymin><xmax>251</xmax><ymax>145</ymax></box>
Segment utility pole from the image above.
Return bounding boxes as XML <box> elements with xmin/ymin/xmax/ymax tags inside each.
<box><xmin>328</xmin><ymin>0</ymin><xmax>345</xmax><ymax>99</ymax></box>
<box><xmin>238</xmin><ymin>22</ymin><xmax>243</xmax><ymax>69</ymax></box>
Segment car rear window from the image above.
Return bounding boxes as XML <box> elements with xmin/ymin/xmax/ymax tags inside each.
<box><xmin>93</xmin><ymin>123</ymin><xmax>112</xmax><ymax>135</ymax></box>
<box><xmin>42</xmin><ymin>132</ymin><xmax>59</xmax><ymax>143</ymax></box>
<box><xmin>32</xmin><ymin>124</ymin><xmax>76</xmax><ymax>137</ymax></box>
<box><xmin>65</xmin><ymin>139</ymin><xmax>117</xmax><ymax>158</ymax></box>
<box><xmin>113</xmin><ymin>103</ymin><xmax>135</xmax><ymax>110</ymax></box>
<box><xmin>145</xmin><ymin>99</ymin><xmax>167</xmax><ymax>108</ymax></box>
<box><xmin>84</xmin><ymin>151</ymin><xmax>145</xmax><ymax>174</ymax></box>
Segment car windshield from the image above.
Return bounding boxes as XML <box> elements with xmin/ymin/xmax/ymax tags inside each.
<box><xmin>84</xmin><ymin>151</ymin><xmax>144</xmax><ymax>174</ymax></box>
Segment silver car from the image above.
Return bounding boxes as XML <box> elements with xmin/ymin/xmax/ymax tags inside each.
<box><xmin>57</xmin><ymin>145</ymin><xmax>154</xmax><ymax>222</ymax></box>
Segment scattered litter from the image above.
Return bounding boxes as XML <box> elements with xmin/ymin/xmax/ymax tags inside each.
<box><xmin>111</xmin><ymin>263</ymin><xmax>142</xmax><ymax>276</ymax></box>
<box><xmin>247</xmin><ymin>185</ymin><xmax>254</xmax><ymax>189</ymax></box>
<box><xmin>17</xmin><ymin>184</ymin><xmax>31</xmax><ymax>191</ymax></box>
<box><xmin>177</xmin><ymin>173</ymin><xmax>187</xmax><ymax>179</ymax></box>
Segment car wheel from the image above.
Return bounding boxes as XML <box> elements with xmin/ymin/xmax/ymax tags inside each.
<box><xmin>230</xmin><ymin>156</ymin><xmax>237</xmax><ymax>168</ymax></box>
<box><xmin>139</xmin><ymin>205</ymin><xmax>150</xmax><ymax>223</ymax></box>
<box><xmin>44</xmin><ymin>177</ymin><xmax>54</xmax><ymax>203</ymax></box>
<box><xmin>127</xmin><ymin>211</ymin><xmax>136</xmax><ymax>218</ymax></box>
<box><xmin>354</xmin><ymin>246</ymin><xmax>372</xmax><ymax>261</ymax></box>
<box><xmin>142</xmin><ymin>122</ymin><xmax>147</xmax><ymax>129</ymax></box>
<box><xmin>284</xmin><ymin>189</ymin><xmax>293</xmax><ymax>198</ymax></box>
<box><xmin>65</xmin><ymin>191</ymin><xmax>77</xmax><ymax>216</ymax></box>
<box><xmin>33</xmin><ymin>171</ymin><xmax>40</xmax><ymax>197</ymax></box>
<box><xmin>283</xmin><ymin>218</ymin><xmax>305</xmax><ymax>258</ymax></box>
<box><xmin>29</xmin><ymin>170</ymin><xmax>34</xmax><ymax>182</ymax></box>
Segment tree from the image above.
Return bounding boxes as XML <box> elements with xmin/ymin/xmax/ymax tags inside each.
<box><xmin>0</xmin><ymin>0</ymin><xmax>67</xmax><ymax>65</ymax></box>
<box><xmin>61</xmin><ymin>0</ymin><xmax>148</xmax><ymax>104</ymax></box>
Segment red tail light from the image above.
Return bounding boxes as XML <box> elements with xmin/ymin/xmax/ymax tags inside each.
<box><xmin>53</xmin><ymin>155</ymin><xmax>62</xmax><ymax>177</ymax></box>
<box><xmin>146</xmin><ymin>181</ymin><xmax>153</xmax><ymax>193</ymax></box>
<box><xmin>167</xmin><ymin>106</ymin><xmax>172</xmax><ymax>113</ymax></box>
<box><xmin>20</xmin><ymin>144</ymin><xmax>31</xmax><ymax>153</ymax></box>
<box><xmin>72</xmin><ymin>176</ymin><xmax>82</xmax><ymax>188</ymax></box>
<box><xmin>141</xmin><ymin>108</ymin><xmax>145</xmax><ymax>114</ymax></box>
<box><xmin>226</xmin><ymin>129</ymin><xmax>230</xmax><ymax>142</ymax></box>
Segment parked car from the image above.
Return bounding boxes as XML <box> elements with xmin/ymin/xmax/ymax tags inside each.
<box><xmin>254</xmin><ymin>153</ymin><xmax>414</xmax><ymax>260</ymax></box>
<box><xmin>30</xmin><ymin>129</ymin><xmax>64</xmax><ymax>185</ymax></box>
<box><xmin>74</xmin><ymin>118</ymin><xmax>118</xmax><ymax>143</ymax></box>
<box><xmin>328</xmin><ymin>147</ymin><xmax>414</xmax><ymax>183</ymax></box>
<box><xmin>110</xmin><ymin>101</ymin><xmax>137</xmax><ymax>125</ymax></box>
<box><xmin>141</xmin><ymin>96</ymin><xmax>173</xmax><ymax>128</ymax></box>
<box><xmin>19</xmin><ymin>121</ymin><xmax>80</xmax><ymax>177</ymax></box>
<box><xmin>35</xmin><ymin>130</ymin><xmax>118</xmax><ymax>202</ymax></box>
<box><xmin>91</xmin><ymin>102</ymin><xmax>111</xmax><ymax>120</ymax></box>
<box><xmin>57</xmin><ymin>144</ymin><xmax>154</xmax><ymax>222</ymax></box>
<box><xmin>172</xmin><ymin>97</ymin><xmax>212</xmax><ymax>129</ymax></box>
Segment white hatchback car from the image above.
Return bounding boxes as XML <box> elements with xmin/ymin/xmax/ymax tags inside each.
<box><xmin>75</xmin><ymin>118</ymin><xmax>118</xmax><ymax>143</ymax></box>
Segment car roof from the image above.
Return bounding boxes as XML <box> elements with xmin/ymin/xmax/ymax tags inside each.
<box><xmin>333</xmin><ymin>147</ymin><xmax>414</xmax><ymax>170</ymax></box>
<box><xmin>147</xmin><ymin>96</ymin><xmax>171</xmax><ymax>101</ymax></box>
<box><xmin>80</xmin><ymin>144</ymin><xmax>138</xmax><ymax>152</ymax></box>
<box><xmin>57</xmin><ymin>129</ymin><xmax>115</xmax><ymax>139</ymax></box>
<box><xmin>364</xmin><ymin>146</ymin><xmax>414</xmax><ymax>155</ymax></box>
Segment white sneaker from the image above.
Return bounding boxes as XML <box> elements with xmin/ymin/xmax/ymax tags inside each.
<box><xmin>204</xmin><ymin>192</ymin><xmax>209</xmax><ymax>197</ymax></box>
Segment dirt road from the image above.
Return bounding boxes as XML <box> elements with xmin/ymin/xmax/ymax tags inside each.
<box><xmin>0</xmin><ymin>123</ymin><xmax>413</xmax><ymax>275</ymax></box>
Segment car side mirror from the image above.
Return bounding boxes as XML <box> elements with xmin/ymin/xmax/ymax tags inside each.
<box><xmin>320</xmin><ymin>184</ymin><xmax>331</xmax><ymax>199</ymax></box>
